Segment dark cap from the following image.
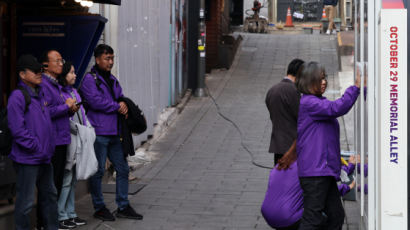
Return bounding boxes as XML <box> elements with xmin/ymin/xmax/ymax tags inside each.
<box><xmin>17</xmin><ymin>54</ymin><xmax>42</xmax><ymax>73</ymax></box>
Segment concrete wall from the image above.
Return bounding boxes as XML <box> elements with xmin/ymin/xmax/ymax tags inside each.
<box><xmin>92</xmin><ymin>1</ymin><xmax>171</xmax><ymax>148</ymax></box>
<box><xmin>117</xmin><ymin>0</ymin><xmax>171</xmax><ymax>146</ymax></box>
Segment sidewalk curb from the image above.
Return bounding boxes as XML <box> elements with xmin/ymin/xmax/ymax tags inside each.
<box><xmin>127</xmin><ymin>89</ymin><xmax>193</xmax><ymax>176</ymax></box>
<box><xmin>149</xmin><ymin>88</ymin><xmax>192</xmax><ymax>146</ymax></box>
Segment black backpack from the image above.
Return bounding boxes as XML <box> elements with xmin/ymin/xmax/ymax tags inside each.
<box><xmin>0</xmin><ymin>87</ymin><xmax>31</xmax><ymax>156</ymax></box>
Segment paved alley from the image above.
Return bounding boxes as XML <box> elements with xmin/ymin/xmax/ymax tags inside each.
<box><xmin>76</xmin><ymin>33</ymin><xmax>359</xmax><ymax>230</ymax></box>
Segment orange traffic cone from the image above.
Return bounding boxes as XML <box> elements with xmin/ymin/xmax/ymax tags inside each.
<box><xmin>284</xmin><ymin>7</ymin><xmax>294</xmax><ymax>27</ymax></box>
<box><xmin>322</xmin><ymin>8</ymin><xmax>327</xmax><ymax>19</ymax></box>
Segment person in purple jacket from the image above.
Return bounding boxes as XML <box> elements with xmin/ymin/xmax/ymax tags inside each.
<box><xmin>79</xmin><ymin>44</ymin><xmax>143</xmax><ymax>221</ymax></box>
<box><xmin>9</xmin><ymin>55</ymin><xmax>58</xmax><ymax>230</ymax></box>
<box><xmin>40</xmin><ymin>50</ymin><xmax>79</xmax><ymax>197</ymax></box>
<box><xmin>295</xmin><ymin>62</ymin><xmax>360</xmax><ymax>229</ymax></box>
<box><xmin>57</xmin><ymin>61</ymin><xmax>88</xmax><ymax>229</ymax></box>
<box><xmin>338</xmin><ymin>155</ymin><xmax>357</xmax><ymax>197</ymax></box>
<box><xmin>319</xmin><ymin>78</ymin><xmax>356</xmax><ymax>197</ymax></box>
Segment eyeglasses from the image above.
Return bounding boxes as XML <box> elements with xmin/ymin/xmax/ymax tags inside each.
<box><xmin>49</xmin><ymin>59</ymin><xmax>65</xmax><ymax>65</ymax></box>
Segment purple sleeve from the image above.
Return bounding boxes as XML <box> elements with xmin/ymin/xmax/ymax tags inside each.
<box><xmin>7</xmin><ymin>91</ymin><xmax>41</xmax><ymax>153</ymax></box>
<box><xmin>116</xmin><ymin>80</ymin><xmax>124</xmax><ymax>99</ymax></box>
<box><xmin>307</xmin><ymin>86</ymin><xmax>360</xmax><ymax>120</ymax></box>
<box><xmin>346</xmin><ymin>163</ymin><xmax>355</xmax><ymax>175</ymax></box>
<box><xmin>358</xmin><ymin>184</ymin><xmax>368</xmax><ymax>195</ymax></box>
<box><xmin>341</xmin><ymin>164</ymin><xmax>349</xmax><ymax>174</ymax></box>
<box><xmin>80</xmin><ymin>74</ymin><xmax>120</xmax><ymax>113</ymax></box>
<box><xmin>357</xmin><ymin>163</ymin><xmax>368</xmax><ymax>177</ymax></box>
<box><xmin>48</xmin><ymin>104</ymin><xmax>69</xmax><ymax>119</ymax></box>
<box><xmin>341</xmin><ymin>163</ymin><xmax>355</xmax><ymax>175</ymax></box>
<box><xmin>338</xmin><ymin>184</ymin><xmax>351</xmax><ymax>196</ymax></box>
<box><xmin>42</xmin><ymin>86</ymin><xmax>69</xmax><ymax>119</ymax></box>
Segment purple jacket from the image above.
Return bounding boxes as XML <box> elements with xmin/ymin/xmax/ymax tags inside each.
<box><xmin>297</xmin><ymin>86</ymin><xmax>359</xmax><ymax>179</ymax></box>
<box><xmin>341</xmin><ymin>162</ymin><xmax>355</xmax><ymax>175</ymax></box>
<box><xmin>41</xmin><ymin>74</ymin><xmax>71</xmax><ymax>145</ymax></box>
<box><xmin>79</xmin><ymin>68</ymin><xmax>122</xmax><ymax>135</ymax></box>
<box><xmin>61</xmin><ymin>86</ymin><xmax>88</xmax><ymax>126</ymax></box>
<box><xmin>338</xmin><ymin>184</ymin><xmax>351</xmax><ymax>196</ymax></box>
<box><xmin>358</xmin><ymin>184</ymin><xmax>368</xmax><ymax>195</ymax></box>
<box><xmin>357</xmin><ymin>163</ymin><xmax>368</xmax><ymax>177</ymax></box>
<box><xmin>8</xmin><ymin>82</ymin><xmax>55</xmax><ymax>165</ymax></box>
<box><xmin>261</xmin><ymin>162</ymin><xmax>303</xmax><ymax>228</ymax></box>
<box><xmin>261</xmin><ymin>161</ymin><xmax>355</xmax><ymax>227</ymax></box>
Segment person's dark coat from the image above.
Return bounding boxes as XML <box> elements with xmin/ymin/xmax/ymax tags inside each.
<box><xmin>265</xmin><ymin>78</ymin><xmax>300</xmax><ymax>155</ymax></box>
<box><xmin>324</xmin><ymin>0</ymin><xmax>338</xmax><ymax>6</ymax></box>
<box><xmin>118</xmin><ymin>97</ymin><xmax>147</xmax><ymax>157</ymax></box>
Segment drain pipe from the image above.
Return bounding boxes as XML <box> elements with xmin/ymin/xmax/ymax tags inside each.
<box><xmin>178</xmin><ymin>0</ymin><xmax>184</xmax><ymax>97</ymax></box>
<box><xmin>195</xmin><ymin>0</ymin><xmax>207</xmax><ymax>97</ymax></box>
<box><xmin>169</xmin><ymin>0</ymin><xmax>176</xmax><ymax>106</ymax></box>
<box><xmin>169</xmin><ymin>24</ymin><xmax>172</xmax><ymax>106</ymax></box>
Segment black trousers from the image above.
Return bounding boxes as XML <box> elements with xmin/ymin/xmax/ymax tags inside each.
<box><xmin>274</xmin><ymin>153</ymin><xmax>284</xmax><ymax>165</ymax></box>
<box><xmin>276</xmin><ymin>220</ymin><xmax>300</xmax><ymax>230</ymax></box>
<box><xmin>51</xmin><ymin>145</ymin><xmax>68</xmax><ymax>196</ymax></box>
<box><xmin>298</xmin><ymin>176</ymin><xmax>345</xmax><ymax>230</ymax></box>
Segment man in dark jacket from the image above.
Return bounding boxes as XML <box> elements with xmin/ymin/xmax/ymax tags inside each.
<box><xmin>80</xmin><ymin>44</ymin><xmax>143</xmax><ymax>221</ymax></box>
<box><xmin>324</xmin><ymin>0</ymin><xmax>338</xmax><ymax>34</ymax></box>
<box><xmin>265</xmin><ymin>59</ymin><xmax>304</xmax><ymax>165</ymax></box>
<box><xmin>9</xmin><ymin>55</ymin><xmax>57</xmax><ymax>229</ymax></box>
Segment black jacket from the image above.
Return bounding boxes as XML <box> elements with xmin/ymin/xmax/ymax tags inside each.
<box><xmin>118</xmin><ymin>97</ymin><xmax>147</xmax><ymax>157</ymax></box>
<box><xmin>265</xmin><ymin>78</ymin><xmax>300</xmax><ymax>155</ymax></box>
<box><xmin>323</xmin><ymin>0</ymin><xmax>338</xmax><ymax>6</ymax></box>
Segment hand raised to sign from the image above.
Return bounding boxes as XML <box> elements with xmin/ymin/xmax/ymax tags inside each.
<box><xmin>355</xmin><ymin>66</ymin><xmax>361</xmax><ymax>88</ymax></box>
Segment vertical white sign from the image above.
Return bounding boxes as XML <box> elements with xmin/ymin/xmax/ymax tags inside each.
<box><xmin>379</xmin><ymin>9</ymin><xmax>407</xmax><ymax>230</ymax></box>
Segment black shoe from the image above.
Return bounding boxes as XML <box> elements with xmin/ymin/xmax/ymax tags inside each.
<box><xmin>59</xmin><ymin>219</ymin><xmax>76</xmax><ymax>229</ymax></box>
<box><xmin>93</xmin><ymin>206</ymin><xmax>115</xmax><ymax>221</ymax></box>
<box><xmin>116</xmin><ymin>205</ymin><xmax>143</xmax><ymax>220</ymax></box>
<box><xmin>69</xmin><ymin>217</ymin><xmax>87</xmax><ymax>226</ymax></box>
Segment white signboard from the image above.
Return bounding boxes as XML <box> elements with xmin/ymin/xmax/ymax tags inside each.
<box><xmin>379</xmin><ymin>9</ymin><xmax>407</xmax><ymax>229</ymax></box>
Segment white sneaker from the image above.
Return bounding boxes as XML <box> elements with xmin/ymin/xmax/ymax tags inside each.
<box><xmin>332</xmin><ymin>30</ymin><xmax>337</xmax><ymax>35</ymax></box>
<box><xmin>326</xmin><ymin>30</ymin><xmax>331</xmax><ymax>35</ymax></box>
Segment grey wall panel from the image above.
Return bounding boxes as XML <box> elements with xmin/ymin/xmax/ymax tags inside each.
<box><xmin>160</xmin><ymin>1</ymin><xmax>171</xmax><ymax>112</ymax></box>
<box><xmin>118</xmin><ymin>0</ymin><xmax>171</xmax><ymax>148</ymax></box>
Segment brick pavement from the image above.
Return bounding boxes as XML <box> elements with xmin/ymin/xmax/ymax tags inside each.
<box><xmin>75</xmin><ymin>33</ymin><xmax>360</xmax><ymax>230</ymax></box>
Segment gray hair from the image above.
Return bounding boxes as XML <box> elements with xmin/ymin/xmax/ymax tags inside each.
<box><xmin>296</xmin><ymin>62</ymin><xmax>326</xmax><ymax>95</ymax></box>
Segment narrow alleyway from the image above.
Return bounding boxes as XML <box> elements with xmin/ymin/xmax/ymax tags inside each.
<box><xmin>77</xmin><ymin>33</ymin><xmax>358</xmax><ymax>230</ymax></box>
